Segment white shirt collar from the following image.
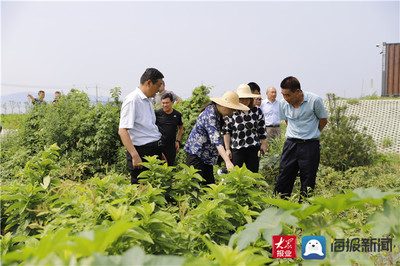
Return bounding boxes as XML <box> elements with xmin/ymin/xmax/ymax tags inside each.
<box><xmin>136</xmin><ymin>87</ymin><xmax>148</xmax><ymax>100</ymax></box>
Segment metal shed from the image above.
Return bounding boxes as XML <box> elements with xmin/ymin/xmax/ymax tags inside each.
<box><xmin>381</xmin><ymin>42</ymin><xmax>400</xmax><ymax>97</ymax></box>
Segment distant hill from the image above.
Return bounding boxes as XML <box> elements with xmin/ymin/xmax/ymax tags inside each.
<box><xmin>1</xmin><ymin>92</ymin><xmax>36</xmax><ymax>104</ymax></box>
<box><xmin>1</xmin><ymin>91</ymin><xmax>109</xmax><ymax>114</ymax></box>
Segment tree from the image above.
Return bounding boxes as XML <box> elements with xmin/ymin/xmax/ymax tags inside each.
<box><xmin>2</xmin><ymin>102</ymin><xmax>7</xmax><ymax>114</ymax></box>
<box><xmin>320</xmin><ymin>93</ymin><xmax>377</xmax><ymax>171</ymax></box>
<box><xmin>9</xmin><ymin>101</ymin><xmax>17</xmax><ymax>114</ymax></box>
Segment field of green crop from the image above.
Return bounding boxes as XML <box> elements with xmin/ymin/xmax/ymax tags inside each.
<box><xmin>1</xmin><ymin>88</ymin><xmax>399</xmax><ymax>265</ymax></box>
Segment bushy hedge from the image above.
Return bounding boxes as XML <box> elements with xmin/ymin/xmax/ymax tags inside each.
<box><xmin>320</xmin><ymin>94</ymin><xmax>378</xmax><ymax>171</ymax></box>
<box><xmin>2</xmin><ymin>89</ymin><xmax>125</xmax><ymax>179</ymax></box>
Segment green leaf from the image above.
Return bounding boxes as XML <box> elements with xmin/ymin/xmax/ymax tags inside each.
<box><xmin>4</xmin><ymin>201</ymin><xmax>25</xmax><ymax>214</ymax></box>
<box><xmin>41</xmin><ymin>175</ymin><xmax>51</xmax><ymax>189</ymax></box>
<box><xmin>264</xmin><ymin>198</ymin><xmax>302</xmax><ymax>210</ymax></box>
<box><xmin>292</xmin><ymin>204</ymin><xmax>321</xmax><ymax>219</ymax></box>
<box><xmin>351</xmin><ymin>187</ymin><xmax>399</xmax><ymax>206</ymax></box>
<box><xmin>367</xmin><ymin>200</ymin><xmax>400</xmax><ymax>237</ymax></box>
<box><xmin>144</xmin><ymin>255</ymin><xmax>186</xmax><ymax>266</ymax></box>
<box><xmin>308</xmin><ymin>193</ymin><xmax>357</xmax><ymax>213</ymax></box>
<box><xmin>126</xmin><ymin>227</ymin><xmax>154</xmax><ymax>244</ymax></box>
<box><xmin>230</xmin><ymin>207</ymin><xmax>297</xmax><ymax>250</ymax></box>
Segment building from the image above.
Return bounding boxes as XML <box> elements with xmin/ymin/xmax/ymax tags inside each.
<box><xmin>380</xmin><ymin>42</ymin><xmax>400</xmax><ymax>97</ymax></box>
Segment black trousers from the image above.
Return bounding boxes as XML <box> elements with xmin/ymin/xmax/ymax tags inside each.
<box><xmin>127</xmin><ymin>141</ymin><xmax>163</xmax><ymax>184</ymax></box>
<box><xmin>186</xmin><ymin>152</ymin><xmax>215</xmax><ymax>185</ymax></box>
<box><xmin>231</xmin><ymin>145</ymin><xmax>260</xmax><ymax>173</ymax></box>
<box><xmin>274</xmin><ymin>138</ymin><xmax>320</xmax><ymax>200</ymax></box>
<box><xmin>160</xmin><ymin>143</ymin><xmax>177</xmax><ymax>166</ymax></box>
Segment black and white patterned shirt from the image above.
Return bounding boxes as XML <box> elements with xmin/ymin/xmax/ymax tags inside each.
<box><xmin>222</xmin><ymin>106</ymin><xmax>267</xmax><ymax>150</ymax></box>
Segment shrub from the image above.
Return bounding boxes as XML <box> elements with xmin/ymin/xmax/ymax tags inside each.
<box><xmin>320</xmin><ymin>93</ymin><xmax>377</xmax><ymax>171</ymax></box>
<box><xmin>259</xmin><ymin>136</ymin><xmax>285</xmax><ymax>184</ymax></box>
<box><xmin>10</xmin><ymin>89</ymin><xmax>123</xmax><ymax>178</ymax></box>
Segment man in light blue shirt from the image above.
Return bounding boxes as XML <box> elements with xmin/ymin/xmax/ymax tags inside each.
<box><xmin>260</xmin><ymin>86</ymin><xmax>281</xmax><ymax>140</ymax></box>
<box><xmin>119</xmin><ymin>68</ymin><xmax>164</xmax><ymax>184</ymax></box>
<box><xmin>274</xmin><ymin>76</ymin><xmax>328</xmax><ymax>202</ymax></box>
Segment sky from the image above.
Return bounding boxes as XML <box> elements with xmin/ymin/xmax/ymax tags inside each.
<box><xmin>1</xmin><ymin>0</ymin><xmax>399</xmax><ymax>102</ymax></box>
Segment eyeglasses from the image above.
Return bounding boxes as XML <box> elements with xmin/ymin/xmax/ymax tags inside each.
<box><xmin>255</xmin><ymin>98</ymin><xmax>262</xmax><ymax>101</ymax></box>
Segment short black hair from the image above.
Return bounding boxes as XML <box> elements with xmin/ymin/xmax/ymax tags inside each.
<box><xmin>161</xmin><ymin>92</ymin><xmax>173</xmax><ymax>102</ymax></box>
<box><xmin>55</xmin><ymin>91</ymin><xmax>61</xmax><ymax>94</ymax></box>
<box><xmin>38</xmin><ymin>90</ymin><xmax>45</xmax><ymax>94</ymax></box>
<box><xmin>248</xmin><ymin>82</ymin><xmax>261</xmax><ymax>94</ymax></box>
<box><xmin>280</xmin><ymin>76</ymin><xmax>301</xmax><ymax>92</ymax></box>
<box><xmin>140</xmin><ymin>68</ymin><xmax>164</xmax><ymax>85</ymax></box>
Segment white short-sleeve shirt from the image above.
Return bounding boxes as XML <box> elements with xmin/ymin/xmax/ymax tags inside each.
<box><xmin>260</xmin><ymin>99</ymin><xmax>281</xmax><ymax>126</ymax></box>
<box><xmin>119</xmin><ymin>88</ymin><xmax>161</xmax><ymax>146</ymax></box>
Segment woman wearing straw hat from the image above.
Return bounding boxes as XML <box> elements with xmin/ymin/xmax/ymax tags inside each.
<box><xmin>183</xmin><ymin>91</ymin><xmax>249</xmax><ymax>185</ymax></box>
<box><xmin>222</xmin><ymin>84</ymin><xmax>268</xmax><ymax>173</ymax></box>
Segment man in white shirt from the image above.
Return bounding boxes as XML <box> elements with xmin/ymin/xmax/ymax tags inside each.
<box><xmin>260</xmin><ymin>86</ymin><xmax>281</xmax><ymax>140</ymax></box>
<box><xmin>118</xmin><ymin>68</ymin><xmax>165</xmax><ymax>184</ymax></box>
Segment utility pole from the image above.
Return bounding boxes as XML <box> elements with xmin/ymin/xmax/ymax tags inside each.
<box><xmin>361</xmin><ymin>79</ymin><xmax>364</xmax><ymax>97</ymax></box>
<box><xmin>370</xmin><ymin>78</ymin><xmax>373</xmax><ymax>96</ymax></box>
<box><xmin>377</xmin><ymin>42</ymin><xmax>387</xmax><ymax>96</ymax></box>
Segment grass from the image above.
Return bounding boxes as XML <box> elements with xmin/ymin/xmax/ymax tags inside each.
<box><xmin>0</xmin><ymin>114</ymin><xmax>26</xmax><ymax>130</ymax></box>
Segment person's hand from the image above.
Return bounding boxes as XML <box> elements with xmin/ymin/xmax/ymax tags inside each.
<box><xmin>260</xmin><ymin>143</ymin><xmax>268</xmax><ymax>155</ymax></box>
<box><xmin>226</xmin><ymin>161</ymin><xmax>234</xmax><ymax>170</ymax></box>
<box><xmin>175</xmin><ymin>141</ymin><xmax>180</xmax><ymax>152</ymax></box>
<box><xmin>161</xmin><ymin>153</ymin><xmax>168</xmax><ymax>164</ymax></box>
<box><xmin>131</xmin><ymin>153</ymin><xmax>143</xmax><ymax>169</ymax></box>
<box><xmin>226</xmin><ymin>149</ymin><xmax>232</xmax><ymax>159</ymax></box>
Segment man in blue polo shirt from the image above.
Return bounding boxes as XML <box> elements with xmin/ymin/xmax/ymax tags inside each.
<box><xmin>274</xmin><ymin>76</ymin><xmax>328</xmax><ymax>202</ymax></box>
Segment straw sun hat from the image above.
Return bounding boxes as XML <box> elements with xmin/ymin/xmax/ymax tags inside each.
<box><xmin>236</xmin><ymin>84</ymin><xmax>260</xmax><ymax>98</ymax></box>
<box><xmin>210</xmin><ymin>91</ymin><xmax>249</xmax><ymax>111</ymax></box>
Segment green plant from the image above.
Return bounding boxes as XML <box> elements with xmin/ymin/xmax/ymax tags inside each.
<box><xmin>346</xmin><ymin>98</ymin><xmax>360</xmax><ymax>105</ymax></box>
<box><xmin>0</xmin><ymin>113</ymin><xmax>26</xmax><ymax>130</ymax></box>
<box><xmin>360</xmin><ymin>92</ymin><xmax>380</xmax><ymax>100</ymax></box>
<box><xmin>109</xmin><ymin>87</ymin><xmax>122</xmax><ymax>105</ymax></box>
<box><xmin>222</xmin><ymin>166</ymin><xmax>270</xmax><ymax>211</ymax></box>
<box><xmin>320</xmin><ymin>93</ymin><xmax>378</xmax><ymax>171</ymax></box>
<box><xmin>14</xmin><ymin>89</ymin><xmax>123</xmax><ymax>177</ymax></box>
<box><xmin>203</xmin><ymin>237</ymin><xmax>272</xmax><ymax>265</ymax></box>
<box><xmin>259</xmin><ymin>136</ymin><xmax>285</xmax><ymax>183</ymax></box>
<box><xmin>381</xmin><ymin>137</ymin><xmax>393</xmax><ymax>148</ymax></box>
<box><xmin>1</xmin><ymin>144</ymin><xmax>62</xmax><ymax>235</ymax></box>
<box><xmin>171</xmin><ymin>164</ymin><xmax>204</xmax><ymax>205</ymax></box>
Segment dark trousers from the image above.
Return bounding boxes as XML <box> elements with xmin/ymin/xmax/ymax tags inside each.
<box><xmin>231</xmin><ymin>145</ymin><xmax>260</xmax><ymax>173</ymax></box>
<box><xmin>127</xmin><ymin>141</ymin><xmax>163</xmax><ymax>184</ymax></box>
<box><xmin>160</xmin><ymin>143</ymin><xmax>177</xmax><ymax>166</ymax></box>
<box><xmin>274</xmin><ymin>138</ymin><xmax>320</xmax><ymax>201</ymax></box>
<box><xmin>186</xmin><ymin>152</ymin><xmax>215</xmax><ymax>185</ymax></box>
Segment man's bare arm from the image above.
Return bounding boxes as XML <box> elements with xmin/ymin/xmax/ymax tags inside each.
<box><xmin>118</xmin><ymin>128</ymin><xmax>142</xmax><ymax>169</ymax></box>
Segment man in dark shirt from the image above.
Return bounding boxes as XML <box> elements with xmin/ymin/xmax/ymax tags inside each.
<box><xmin>53</xmin><ymin>91</ymin><xmax>61</xmax><ymax>107</ymax></box>
<box><xmin>155</xmin><ymin>93</ymin><xmax>184</xmax><ymax>166</ymax></box>
<box><xmin>27</xmin><ymin>90</ymin><xmax>46</xmax><ymax>105</ymax></box>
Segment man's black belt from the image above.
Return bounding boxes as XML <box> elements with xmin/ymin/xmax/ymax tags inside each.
<box><xmin>287</xmin><ymin>138</ymin><xmax>319</xmax><ymax>143</ymax></box>
<box><xmin>137</xmin><ymin>140</ymin><xmax>162</xmax><ymax>148</ymax></box>
<box><xmin>266</xmin><ymin>125</ymin><xmax>280</xmax><ymax>128</ymax></box>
